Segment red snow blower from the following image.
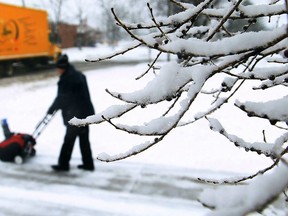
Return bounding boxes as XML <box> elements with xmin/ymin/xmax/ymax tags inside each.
<box><xmin>0</xmin><ymin>113</ymin><xmax>55</xmax><ymax>164</ymax></box>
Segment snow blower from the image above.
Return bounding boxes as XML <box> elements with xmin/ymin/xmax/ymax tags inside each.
<box><xmin>0</xmin><ymin>113</ymin><xmax>55</xmax><ymax>164</ymax></box>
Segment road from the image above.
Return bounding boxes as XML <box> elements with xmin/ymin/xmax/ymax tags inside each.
<box><xmin>0</xmin><ymin>60</ymin><xmax>145</xmax><ymax>86</ymax></box>
<box><xmin>0</xmin><ymin>160</ymin><xmax>212</xmax><ymax>215</ymax></box>
<box><xmin>0</xmin><ymin>59</ymin><xmax>214</xmax><ymax>215</ymax></box>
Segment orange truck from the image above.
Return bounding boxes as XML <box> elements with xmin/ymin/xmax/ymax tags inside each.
<box><xmin>0</xmin><ymin>3</ymin><xmax>61</xmax><ymax>76</ymax></box>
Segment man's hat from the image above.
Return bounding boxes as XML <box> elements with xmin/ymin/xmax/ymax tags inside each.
<box><xmin>56</xmin><ymin>54</ymin><xmax>69</xmax><ymax>69</ymax></box>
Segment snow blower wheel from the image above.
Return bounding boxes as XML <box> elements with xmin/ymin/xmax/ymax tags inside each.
<box><xmin>14</xmin><ymin>155</ymin><xmax>23</xmax><ymax>164</ymax></box>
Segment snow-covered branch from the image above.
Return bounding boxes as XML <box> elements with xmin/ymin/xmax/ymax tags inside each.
<box><xmin>207</xmin><ymin>117</ymin><xmax>286</xmax><ymax>157</ymax></box>
<box><xmin>235</xmin><ymin>96</ymin><xmax>288</xmax><ymax>125</ymax></box>
<box><xmin>73</xmin><ymin>1</ymin><xmax>288</xmax><ymax>214</ymax></box>
<box><xmin>69</xmin><ymin>104</ymin><xmax>137</xmax><ymax>126</ymax></box>
<box><xmin>199</xmin><ymin>161</ymin><xmax>288</xmax><ymax>216</ymax></box>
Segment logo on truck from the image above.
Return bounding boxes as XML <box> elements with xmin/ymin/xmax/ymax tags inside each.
<box><xmin>0</xmin><ymin>17</ymin><xmax>38</xmax><ymax>54</ymax></box>
<box><xmin>0</xmin><ymin>19</ymin><xmax>19</xmax><ymax>43</ymax></box>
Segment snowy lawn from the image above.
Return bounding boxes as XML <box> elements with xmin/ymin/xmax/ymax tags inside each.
<box><xmin>0</xmin><ymin>46</ymin><xmax>275</xmax><ymax>173</ymax></box>
<box><xmin>0</xmin><ymin>45</ymin><xmax>286</xmax><ymax>215</ymax></box>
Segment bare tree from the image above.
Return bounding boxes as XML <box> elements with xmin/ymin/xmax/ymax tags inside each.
<box><xmin>71</xmin><ymin>0</ymin><xmax>288</xmax><ymax>214</ymax></box>
<box><xmin>73</xmin><ymin>0</ymin><xmax>88</xmax><ymax>49</ymax></box>
<box><xmin>47</xmin><ymin>0</ymin><xmax>65</xmax><ymax>43</ymax></box>
<box><xmin>99</xmin><ymin>0</ymin><xmax>131</xmax><ymax>44</ymax></box>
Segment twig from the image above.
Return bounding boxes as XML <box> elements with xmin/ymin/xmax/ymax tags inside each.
<box><xmin>206</xmin><ymin>0</ymin><xmax>244</xmax><ymax>41</ymax></box>
<box><xmin>263</xmin><ymin>130</ymin><xmax>267</xmax><ymax>143</ymax></box>
<box><xmin>85</xmin><ymin>43</ymin><xmax>142</xmax><ymax>62</ymax></box>
<box><xmin>179</xmin><ymin>79</ymin><xmax>245</xmax><ymax>127</ymax></box>
<box><xmin>101</xmin><ymin>115</ymin><xmax>166</xmax><ymax>136</ymax></box>
<box><xmin>97</xmin><ymin>135</ymin><xmax>165</xmax><ymax>162</ymax></box>
<box><xmin>169</xmin><ymin>0</ymin><xmax>186</xmax><ymax>10</ymax></box>
<box><xmin>111</xmin><ymin>8</ymin><xmax>150</xmax><ymax>47</ymax></box>
<box><xmin>135</xmin><ymin>51</ymin><xmax>162</xmax><ymax>80</ymax></box>
<box><xmin>147</xmin><ymin>3</ymin><xmax>166</xmax><ymax>37</ymax></box>
<box><xmin>162</xmin><ymin>91</ymin><xmax>183</xmax><ymax>117</ymax></box>
<box><xmin>198</xmin><ymin>146</ymin><xmax>288</xmax><ymax>185</ymax></box>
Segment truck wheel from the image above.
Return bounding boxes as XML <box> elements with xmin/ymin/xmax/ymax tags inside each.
<box><xmin>14</xmin><ymin>155</ymin><xmax>23</xmax><ymax>164</ymax></box>
<box><xmin>5</xmin><ymin>64</ymin><xmax>13</xmax><ymax>76</ymax></box>
<box><xmin>0</xmin><ymin>63</ymin><xmax>13</xmax><ymax>77</ymax></box>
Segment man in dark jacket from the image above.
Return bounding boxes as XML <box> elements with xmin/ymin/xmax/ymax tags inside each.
<box><xmin>48</xmin><ymin>54</ymin><xmax>95</xmax><ymax>171</ymax></box>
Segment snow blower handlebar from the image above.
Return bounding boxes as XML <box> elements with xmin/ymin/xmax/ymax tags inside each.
<box><xmin>32</xmin><ymin>111</ymin><xmax>56</xmax><ymax>139</ymax></box>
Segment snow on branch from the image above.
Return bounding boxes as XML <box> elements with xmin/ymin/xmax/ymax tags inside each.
<box><xmin>203</xmin><ymin>3</ymin><xmax>287</xmax><ymax>19</ymax></box>
<box><xmin>199</xmin><ymin>161</ymin><xmax>288</xmax><ymax>216</ymax></box>
<box><xmin>97</xmin><ymin>136</ymin><xmax>165</xmax><ymax>162</ymax></box>
<box><xmin>97</xmin><ymin>140</ymin><xmax>155</xmax><ymax>162</ymax></box>
<box><xmin>160</xmin><ymin>27</ymin><xmax>287</xmax><ymax>58</ymax></box>
<box><xmin>235</xmin><ymin>96</ymin><xmax>288</xmax><ymax>125</ymax></box>
<box><xmin>103</xmin><ymin>115</ymin><xmax>179</xmax><ymax>136</ymax></box>
<box><xmin>69</xmin><ymin>104</ymin><xmax>137</xmax><ymax>126</ymax></box>
<box><xmin>104</xmin><ymin>62</ymin><xmax>193</xmax><ymax>105</ymax></box>
<box><xmin>235</xmin><ymin>65</ymin><xmax>288</xmax><ymax>80</ymax></box>
<box><xmin>207</xmin><ymin>117</ymin><xmax>285</xmax><ymax>157</ymax></box>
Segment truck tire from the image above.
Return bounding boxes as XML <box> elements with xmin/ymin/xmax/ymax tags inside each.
<box><xmin>0</xmin><ymin>62</ymin><xmax>13</xmax><ymax>77</ymax></box>
<box><xmin>5</xmin><ymin>63</ymin><xmax>13</xmax><ymax>76</ymax></box>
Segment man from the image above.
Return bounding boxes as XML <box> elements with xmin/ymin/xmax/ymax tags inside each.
<box><xmin>48</xmin><ymin>54</ymin><xmax>95</xmax><ymax>171</ymax></box>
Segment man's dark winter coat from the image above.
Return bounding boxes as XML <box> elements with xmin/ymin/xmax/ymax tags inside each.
<box><xmin>48</xmin><ymin>64</ymin><xmax>94</xmax><ymax>125</ymax></box>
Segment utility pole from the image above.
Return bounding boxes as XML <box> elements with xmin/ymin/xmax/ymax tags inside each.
<box><xmin>21</xmin><ymin>0</ymin><xmax>26</xmax><ymax>7</ymax></box>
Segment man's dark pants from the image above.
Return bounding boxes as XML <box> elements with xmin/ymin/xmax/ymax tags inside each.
<box><xmin>58</xmin><ymin>125</ymin><xmax>94</xmax><ymax>168</ymax></box>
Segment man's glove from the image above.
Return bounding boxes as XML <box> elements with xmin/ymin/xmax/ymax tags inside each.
<box><xmin>47</xmin><ymin>106</ymin><xmax>54</xmax><ymax>115</ymax></box>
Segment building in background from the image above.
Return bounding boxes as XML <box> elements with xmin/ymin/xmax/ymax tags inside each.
<box><xmin>58</xmin><ymin>23</ymin><xmax>77</xmax><ymax>48</ymax></box>
<box><xmin>57</xmin><ymin>21</ymin><xmax>102</xmax><ymax>49</ymax></box>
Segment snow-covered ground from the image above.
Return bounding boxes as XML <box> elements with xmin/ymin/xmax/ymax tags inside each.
<box><xmin>0</xmin><ymin>44</ymin><xmax>285</xmax><ymax>215</ymax></box>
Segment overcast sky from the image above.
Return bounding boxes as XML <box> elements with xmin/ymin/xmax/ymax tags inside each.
<box><xmin>0</xmin><ymin>0</ymin><xmax>286</xmax><ymax>29</ymax></box>
<box><xmin>0</xmin><ymin>0</ymin><xmax>104</xmax><ymax>27</ymax></box>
